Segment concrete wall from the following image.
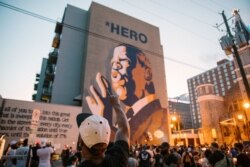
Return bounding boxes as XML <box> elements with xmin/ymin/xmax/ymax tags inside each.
<box><xmin>0</xmin><ymin>98</ymin><xmax>81</xmax><ymax>153</ymax></box>
<box><xmin>35</xmin><ymin>58</ymin><xmax>47</xmax><ymax>101</ymax></box>
<box><xmin>51</xmin><ymin>5</ymin><xmax>88</xmax><ymax>105</ymax></box>
<box><xmin>197</xmin><ymin>84</ymin><xmax>225</xmax><ymax>144</ymax></box>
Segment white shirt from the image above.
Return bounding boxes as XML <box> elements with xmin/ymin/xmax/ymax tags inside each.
<box><xmin>37</xmin><ymin>147</ymin><xmax>54</xmax><ymax>167</ymax></box>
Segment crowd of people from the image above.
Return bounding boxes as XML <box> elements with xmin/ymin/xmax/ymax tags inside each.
<box><xmin>1</xmin><ymin>138</ymin><xmax>250</xmax><ymax>167</ymax></box>
<box><xmin>1</xmin><ymin>138</ymin><xmax>55</xmax><ymax>167</ymax></box>
<box><xmin>126</xmin><ymin>141</ymin><xmax>250</xmax><ymax>167</ymax></box>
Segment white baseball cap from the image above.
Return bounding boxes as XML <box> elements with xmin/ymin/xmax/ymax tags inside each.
<box><xmin>76</xmin><ymin>113</ymin><xmax>111</xmax><ymax>149</ymax></box>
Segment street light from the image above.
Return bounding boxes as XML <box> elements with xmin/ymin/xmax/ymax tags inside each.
<box><xmin>237</xmin><ymin>114</ymin><xmax>244</xmax><ymax>120</ymax></box>
<box><xmin>243</xmin><ymin>102</ymin><xmax>250</xmax><ymax>109</ymax></box>
<box><xmin>171</xmin><ymin>115</ymin><xmax>180</xmax><ymax>131</ymax></box>
<box><xmin>172</xmin><ymin>115</ymin><xmax>177</xmax><ymax>122</ymax></box>
<box><xmin>171</xmin><ymin>113</ymin><xmax>181</xmax><ymax>145</ymax></box>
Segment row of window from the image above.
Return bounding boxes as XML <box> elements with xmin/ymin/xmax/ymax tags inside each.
<box><xmin>187</xmin><ymin>61</ymin><xmax>236</xmax><ymax>127</ymax></box>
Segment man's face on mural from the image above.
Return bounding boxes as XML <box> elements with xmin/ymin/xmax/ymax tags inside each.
<box><xmin>110</xmin><ymin>45</ymin><xmax>146</xmax><ymax>105</ymax></box>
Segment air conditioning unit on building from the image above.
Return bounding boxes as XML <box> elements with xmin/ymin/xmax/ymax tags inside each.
<box><xmin>219</xmin><ymin>35</ymin><xmax>234</xmax><ymax>55</ymax></box>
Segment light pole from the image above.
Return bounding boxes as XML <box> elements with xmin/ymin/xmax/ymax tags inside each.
<box><xmin>171</xmin><ymin>113</ymin><xmax>181</xmax><ymax>145</ymax></box>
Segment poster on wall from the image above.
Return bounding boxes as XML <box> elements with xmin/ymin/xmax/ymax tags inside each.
<box><xmin>82</xmin><ymin>3</ymin><xmax>169</xmax><ymax>144</ymax></box>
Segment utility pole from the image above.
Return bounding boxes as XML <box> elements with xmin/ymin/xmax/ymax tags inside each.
<box><xmin>221</xmin><ymin>10</ymin><xmax>250</xmax><ymax>101</ymax></box>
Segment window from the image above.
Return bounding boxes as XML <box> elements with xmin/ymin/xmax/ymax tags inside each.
<box><xmin>205</xmin><ymin>86</ymin><xmax>209</xmax><ymax>94</ymax></box>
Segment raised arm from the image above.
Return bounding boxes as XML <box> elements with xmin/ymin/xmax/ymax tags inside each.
<box><xmin>110</xmin><ymin>95</ymin><xmax>130</xmax><ymax>144</ymax></box>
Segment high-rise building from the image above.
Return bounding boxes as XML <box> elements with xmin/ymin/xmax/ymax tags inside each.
<box><xmin>168</xmin><ymin>94</ymin><xmax>192</xmax><ymax>129</ymax></box>
<box><xmin>187</xmin><ymin>59</ymin><xmax>237</xmax><ymax>128</ymax></box>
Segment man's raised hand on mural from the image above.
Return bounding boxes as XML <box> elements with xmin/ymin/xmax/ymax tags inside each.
<box><xmin>85</xmin><ymin>72</ymin><xmax>113</xmax><ymax>123</ymax></box>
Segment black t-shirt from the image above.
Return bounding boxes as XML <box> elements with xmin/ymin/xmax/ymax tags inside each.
<box><xmin>154</xmin><ymin>153</ymin><xmax>163</xmax><ymax>167</ymax></box>
<box><xmin>208</xmin><ymin>150</ymin><xmax>224</xmax><ymax>166</ymax></box>
<box><xmin>236</xmin><ymin>153</ymin><xmax>250</xmax><ymax>167</ymax></box>
<box><xmin>78</xmin><ymin>140</ymin><xmax>129</xmax><ymax>167</ymax></box>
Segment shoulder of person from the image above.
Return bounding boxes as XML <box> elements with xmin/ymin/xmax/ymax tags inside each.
<box><xmin>214</xmin><ymin>156</ymin><xmax>229</xmax><ymax>167</ymax></box>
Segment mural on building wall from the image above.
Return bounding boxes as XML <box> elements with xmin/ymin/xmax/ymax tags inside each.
<box><xmin>0</xmin><ymin>100</ymin><xmax>81</xmax><ymax>152</ymax></box>
<box><xmin>85</xmin><ymin>43</ymin><xmax>168</xmax><ymax>144</ymax></box>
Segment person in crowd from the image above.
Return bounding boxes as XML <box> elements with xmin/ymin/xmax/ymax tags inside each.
<box><xmin>138</xmin><ymin>145</ymin><xmax>152</xmax><ymax>167</ymax></box>
<box><xmin>31</xmin><ymin>142</ymin><xmax>41</xmax><ymax>167</ymax></box>
<box><xmin>230</xmin><ymin>146</ymin><xmax>238</xmax><ymax>158</ymax></box>
<box><xmin>181</xmin><ymin>148</ymin><xmax>195</xmax><ymax>167</ymax></box>
<box><xmin>147</xmin><ymin>145</ymin><xmax>155</xmax><ymax>166</ymax></box>
<box><xmin>76</xmin><ymin>94</ymin><xmax>130</xmax><ymax>167</ymax></box>
<box><xmin>160</xmin><ymin>142</ymin><xmax>170</xmax><ymax>165</ymax></box>
<box><xmin>234</xmin><ymin>142</ymin><xmax>250</xmax><ymax>167</ymax></box>
<box><xmin>61</xmin><ymin>145</ymin><xmax>70</xmax><ymax>167</ymax></box>
<box><xmin>193</xmin><ymin>151</ymin><xmax>202</xmax><ymax>167</ymax></box>
<box><xmin>154</xmin><ymin>146</ymin><xmax>163</xmax><ymax>167</ymax></box>
<box><xmin>16</xmin><ymin>138</ymin><xmax>30</xmax><ymax>167</ymax></box>
<box><xmin>165</xmin><ymin>150</ymin><xmax>179</xmax><ymax>167</ymax></box>
<box><xmin>199</xmin><ymin>149</ymin><xmax>212</xmax><ymax>167</ymax></box>
<box><xmin>37</xmin><ymin>140</ymin><xmax>54</xmax><ymax>167</ymax></box>
<box><xmin>66</xmin><ymin>155</ymin><xmax>78</xmax><ymax>167</ymax></box>
<box><xmin>4</xmin><ymin>140</ymin><xmax>18</xmax><ymax>167</ymax></box>
<box><xmin>128</xmin><ymin>149</ymin><xmax>139</xmax><ymax>167</ymax></box>
<box><xmin>171</xmin><ymin>147</ymin><xmax>182</xmax><ymax>167</ymax></box>
<box><xmin>208</xmin><ymin>142</ymin><xmax>232</xmax><ymax>167</ymax></box>
<box><xmin>86</xmin><ymin>43</ymin><xmax>168</xmax><ymax>144</ymax></box>
<box><xmin>74</xmin><ymin>146</ymin><xmax>82</xmax><ymax>165</ymax></box>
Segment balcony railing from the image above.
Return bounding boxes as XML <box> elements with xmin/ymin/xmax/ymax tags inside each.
<box><xmin>45</xmin><ymin>70</ymin><xmax>55</xmax><ymax>81</ymax></box>
<box><xmin>48</xmin><ymin>51</ymin><xmax>58</xmax><ymax>64</ymax></box>
<box><xmin>34</xmin><ymin>83</ymin><xmax>38</xmax><ymax>90</ymax></box>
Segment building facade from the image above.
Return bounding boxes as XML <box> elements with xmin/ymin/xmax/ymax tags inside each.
<box><xmin>168</xmin><ymin>97</ymin><xmax>192</xmax><ymax>130</ymax></box>
<box><xmin>196</xmin><ymin>84</ymin><xmax>225</xmax><ymax>144</ymax></box>
<box><xmin>33</xmin><ymin>2</ymin><xmax>169</xmax><ymax>144</ymax></box>
<box><xmin>187</xmin><ymin>59</ymin><xmax>237</xmax><ymax>128</ymax></box>
<box><xmin>232</xmin><ymin>10</ymin><xmax>250</xmax><ymax>101</ymax></box>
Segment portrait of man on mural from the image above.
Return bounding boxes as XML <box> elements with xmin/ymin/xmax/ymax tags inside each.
<box><xmin>85</xmin><ymin>43</ymin><xmax>168</xmax><ymax>144</ymax></box>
